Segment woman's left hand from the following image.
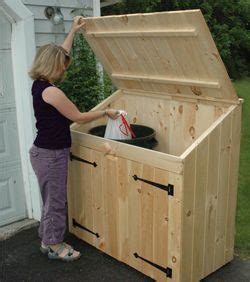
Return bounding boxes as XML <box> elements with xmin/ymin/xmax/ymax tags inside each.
<box><xmin>71</xmin><ymin>16</ymin><xmax>86</xmax><ymax>33</ymax></box>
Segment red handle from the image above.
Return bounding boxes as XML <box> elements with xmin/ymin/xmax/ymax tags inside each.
<box><xmin>119</xmin><ymin>114</ymin><xmax>136</xmax><ymax>138</ymax></box>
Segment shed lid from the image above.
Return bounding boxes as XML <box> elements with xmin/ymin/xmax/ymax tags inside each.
<box><xmin>83</xmin><ymin>10</ymin><xmax>238</xmax><ymax>102</ymax></box>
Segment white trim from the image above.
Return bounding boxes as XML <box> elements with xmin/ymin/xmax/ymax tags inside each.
<box><xmin>93</xmin><ymin>0</ymin><xmax>100</xmax><ymax>16</ymax></box>
<box><xmin>0</xmin><ymin>0</ymin><xmax>41</xmax><ymax>220</ymax></box>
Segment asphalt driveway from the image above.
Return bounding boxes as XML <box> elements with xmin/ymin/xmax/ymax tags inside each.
<box><xmin>1</xmin><ymin>225</ymin><xmax>249</xmax><ymax>281</ymax></box>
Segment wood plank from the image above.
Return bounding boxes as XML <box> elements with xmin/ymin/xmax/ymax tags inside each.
<box><xmin>168</xmin><ymin>172</ymin><xmax>182</xmax><ymax>281</ymax></box>
<box><xmin>86</xmin><ymin>29</ymin><xmax>197</xmax><ymax>37</ymax></box>
<box><xmin>195</xmin><ymin>103</ymin><xmax>215</xmax><ymax>138</ymax></box>
<box><xmin>70</xmin><ymin>146</ymin><xmax>95</xmax><ymax>245</ymax></box>
<box><xmin>224</xmin><ymin>105</ymin><xmax>242</xmax><ymax>261</ymax></box>
<box><xmin>102</xmin><ymin>154</ymin><xmax>119</xmax><ymax>257</ymax></box>
<box><xmin>128</xmin><ymin>160</ymin><xmax>143</xmax><ymax>271</ymax></box>
<box><xmin>123</xmin><ymin>94</ymin><xmax>142</xmax><ymax>125</ymax></box>
<box><xmin>202</xmin><ymin>125</ymin><xmax>220</xmax><ymax>276</ymax></box>
<box><xmin>152</xmin><ymin>168</ymin><xmax>169</xmax><ymax>281</ymax></box>
<box><xmin>71</xmin><ymin>132</ymin><xmax>183</xmax><ymax>173</ymax></box>
<box><xmin>67</xmin><ymin>145</ymin><xmax>76</xmax><ymax>234</ymax></box>
<box><xmin>112</xmin><ymin>73</ymin><xmax>220</xmax><ymax>89</ymax></box>
<box><xmin>168</xmin><ymin>100</ymin><xmax>197</xmax><ymax>156</ymax></box>
<box><xmin>181</xmin><ymin>150</ymin><xmax>196</xmax><ymax>281</ymax></box>
<box><xmin>214</xmin><ymin>112</ymin><xmax>232</xmax><ymax>268</ymax></box>
<box><xmin>150</xmin><ymin>97</ymin><xmax>170</xmax><ymax>153</ymax></box>
<box><xmin>116</xmin><ymin>157</ymin><xmax>129</xmax><ymax>263</ymax></box>
<box><xmin>181</xmin><ymin>105</ymin><xmax>236</xmax><ymax>159</ymax></box>
<box><xmin>122</xmin><ymin>36</ymin><xmax>156</xmax><ymax>91</ymax></box>
<box><xmin>91</xmin><ymin>150</ymin><xmax>105</xmax><ymax>250</ymax></box>
<box><xmin>182</xmin><ymin>102</ymin><xmax>197</xmax><ymax>153</ymax></box>
<box><xmin>140</xmin><ymin>165</ymin><xmax>155</xmax><ymax>277</ymax></box>
<box><xmin>123</xmin><ymin>89</ymin><xmax>241</xmax><ymax>106</ymax></box>
<box><xmin>192</xmin><ymin>137</ymin><xmax>209</xmax><ymax>280</ymax></box>
<box><xmin>168</xmin><ymin>100</ymin><xmax>185</xmax><ymax>156</ymax></box>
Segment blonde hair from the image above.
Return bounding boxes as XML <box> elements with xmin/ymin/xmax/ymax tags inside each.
<box><xmin>29</xmin><ymin>43</ymin><xmax>71</xmax><ymax>82</ymax></box>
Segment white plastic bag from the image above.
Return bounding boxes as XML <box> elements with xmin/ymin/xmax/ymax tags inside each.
<box><xmin>104</xmin><ymin>110</ymin><xmax>136</xmax><ymax>140</ymax></box>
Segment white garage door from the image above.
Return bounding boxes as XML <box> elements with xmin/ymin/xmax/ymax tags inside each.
<box><xmin>0</xmin><ymin>9</ymin><xmax>27</xmax><ymax>226</ymax></box>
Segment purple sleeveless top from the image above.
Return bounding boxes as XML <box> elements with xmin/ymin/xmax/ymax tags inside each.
<box><xmin>31</xmin><ymin>80</ymin><xmax>71</xmax><ymax>149</ymax></box>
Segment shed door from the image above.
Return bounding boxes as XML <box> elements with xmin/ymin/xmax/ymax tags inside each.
<box><xmin>0</xmin><ymin>9</ymin><xmax>27</xmax><ymax>226</ymax></box>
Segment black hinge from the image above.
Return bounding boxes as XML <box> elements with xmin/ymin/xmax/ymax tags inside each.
<box><xmin>70</xmin><ymin>152</ymin><xmax>97</xmax><ymax>167</ymax></box>
<box><xmin>134</xmin><ymin>252</ymin><xmax>172</xmax><ymax>278</ymax></box>
<box><xmin>132</xmin><ymin>175</ymin><xmax>174</xmax><ymax>196</ymax></box>
<box><xmin>72</xmin><ymin>218</ymin><xmax>99</xmax><ymax>238</ymax></box>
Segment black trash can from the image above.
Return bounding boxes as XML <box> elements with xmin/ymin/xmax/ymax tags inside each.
<box><xmin>88</xmin><ymin>124</ymin><xmax>158</xmax><ymax>150</ymax></box>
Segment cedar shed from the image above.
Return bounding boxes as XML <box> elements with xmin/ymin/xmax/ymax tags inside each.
<box><xmin>68</xmin><ymin>10</ymin><xmax>242</xmax><ymax>282</ymax></box>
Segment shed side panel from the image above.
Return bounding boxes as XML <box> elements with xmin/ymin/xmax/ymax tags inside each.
<box><xmin>224</xmin><ymin>105</ymin><xmax>242</xmax><ymax>261</ymax></box>
<box><xmin>202</xmin><ymin>125</ymin><xmax>220</xmax><ymax>277</ymax></box>
<box><xmin>181</xmin><ymin>105</ymin><xmax>240</xmax><ymax>281</ymax></box>
<box><xmin>214</xmin><ymin>112</ymin><xmax>232</xmax><ymax>268</ymax></box>
<box><xmin>180</xmin><ymin>150</ymin><xmax>196</xmax><ymax>281</ymax></box>
<box><xmin>192</xmin><ymin>137</ymin><xmax>209</xmax><ymax>280</ymax></box>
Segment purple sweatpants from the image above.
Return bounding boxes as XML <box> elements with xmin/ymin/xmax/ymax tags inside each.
<box><xmin>29</xmin><ymin>145</ymin><xmax>70</xmax><ymax>245</ymax></box>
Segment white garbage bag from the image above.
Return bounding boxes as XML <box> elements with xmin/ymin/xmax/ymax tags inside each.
<box><xmin>104</xmin><ymin>110</ymin><xmax>136</xmax><ymax>140</ymax></box>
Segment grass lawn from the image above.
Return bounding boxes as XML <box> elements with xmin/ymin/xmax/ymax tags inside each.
<box><xmin>233</xmin><ymin>78</ymin><xmax>250</xmax><ymax>258</ymax></box>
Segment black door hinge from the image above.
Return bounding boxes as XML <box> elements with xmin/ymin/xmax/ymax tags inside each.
<box><xmin>72</xmin><ymin>218</ymin><xmax>99</xmax><ymax>238</ymax></box>
<box><xmin>70</xmin><ymin>152</ymin><xmax>97</xmax><ymax>167</ymax></box>
<box><xmin>132</xmin><ymin>175</ymin><xmax>174</xmax><ymax>196</ymax></box>
<box><xmin>134</xmin><ymin>252</ymin><xmax>172</xmax><ymax>278</ymax></box>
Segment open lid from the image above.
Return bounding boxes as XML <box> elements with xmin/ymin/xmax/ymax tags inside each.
<box><xmin>83</xmin><ymin>10</ymin><xmax>238</xmax><ymax>102</ymax></box>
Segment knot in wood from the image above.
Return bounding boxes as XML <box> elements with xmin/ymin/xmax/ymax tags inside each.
<box><xmin>189</xmin><ymin>126</ymin><xmax>196</xmax><ymax>138</ymax></box>
<box><xmin>172</xmin><ymin>256</ymin><xmax>177</xmax><ymax>263</ymax></box>
<box><xmin>178</xmin><ymin>105</ymin><xmax>183</xmax><ymax>114</ymax></box>
<box><xmin>191</xmin><ymin>86</ymin><xmax>202</xmax><ymax>96</ymax></box>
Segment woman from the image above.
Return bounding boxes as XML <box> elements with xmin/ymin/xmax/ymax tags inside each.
<box><xmin>29</xmin><ymin>16</ymin><xmax>119</xmax><ymax>262</ymax></box>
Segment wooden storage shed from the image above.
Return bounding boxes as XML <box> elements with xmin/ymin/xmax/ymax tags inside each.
<box><xmin>67</xmin><ymin>10</ymin><xmax>242</xmax><ymax>281</ymax></box>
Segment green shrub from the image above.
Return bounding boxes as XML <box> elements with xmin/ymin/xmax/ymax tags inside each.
<box><xmin>57</xmin><ymin>33</ymin><xmax>104</xmax><ymax>112</ymax></box>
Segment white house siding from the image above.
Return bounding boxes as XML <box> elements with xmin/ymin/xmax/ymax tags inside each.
<box><xmin>21</xmin><ymin>0</ymin><xmax>95</xmax><ymax>48</ymax></box>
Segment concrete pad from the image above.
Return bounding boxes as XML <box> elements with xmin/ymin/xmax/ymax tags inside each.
<box><xmin>0</xmin><ymin>218</ymin><xmax>38</xmax><ymax>241</ymax></box>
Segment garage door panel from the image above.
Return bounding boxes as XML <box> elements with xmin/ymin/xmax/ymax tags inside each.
<box><xmin>0</xmin><ymin>50</ymin><xmax>15</xmax><ymax>108</ymax></box>
<box><xmin>0</xmin><ymin>164</ymin><xmax>26</xmax><ymax>226</ymax></box>
<box><xmin>0</xmin><ymin>6</ymin><xmax>27</xmax><ymax>226</ymax></box>
<box><xmin>0</xmin><ymin>109</ymin><xmax>20</xmax><ymax>163</ymax></box>
<box><xmin>0</xmin><ymin>9</ymin><xmax>11</xmax><ymax>49</ymax></box>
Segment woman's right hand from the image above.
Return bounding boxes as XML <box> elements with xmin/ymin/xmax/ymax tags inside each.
<box><xmin>71</xmin><ymin>16</ymin><xmax>86</xmax><ymax>33</ymax></box>
<box><xmin>106</xmin><ymin>109</ymin><xmax>120</xmax><ymax>120</ymax></box>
